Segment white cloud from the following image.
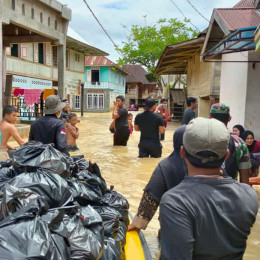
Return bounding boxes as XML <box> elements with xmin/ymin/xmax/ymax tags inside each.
<box><xmin>60</xmin><ymin>0</ymin><xmax>239</xmax><ymax>62</ymax></box>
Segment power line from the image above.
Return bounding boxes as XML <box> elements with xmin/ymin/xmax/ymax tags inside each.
<box><xmin>170</xmin><ymin>0</ymin><xmax>200</xmax><ymax>31</ymax></box>
<box><xmin>186</xmin><ymin>0</ymin><xmax>210</xmax><ymax>23</ymax></box>
<box><xmin>82</xmin><ymin>0</ymin><xmax>123</xmax><ymax>56</ymax></box>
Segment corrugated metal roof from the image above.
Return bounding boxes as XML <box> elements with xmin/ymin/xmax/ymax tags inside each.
<box><xmin>234</xmin><ymin>0</ymin><xmax>255</xmax><ymax>8</ymax></box>
<box><xmin>122</xmin><ymin>65</ymin><xmax>151</xmax><ymax>84</ymax></box>
<box><xmin>216</xmin><ymin>8</ymin><xmax>260</xmax><ymax>31</ymax></box>
<box><xmin>85</xmin><ymin>56</ymin><xmax>128</xmax><ymax>75</ymax></box>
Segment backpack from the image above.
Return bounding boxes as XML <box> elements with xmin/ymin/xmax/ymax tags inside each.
<box><xmin>222</xmin><ymin>135</ymin><xmax>238</xmax><ymax>179</ymax></box>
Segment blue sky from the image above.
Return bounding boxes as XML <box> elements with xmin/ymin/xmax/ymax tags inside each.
<box><xmin>60</xmin><ymin>0</ymin><xmax>239</xmax><ymax>62</ymax></box>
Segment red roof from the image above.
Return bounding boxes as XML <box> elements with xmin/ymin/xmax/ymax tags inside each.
<box><xmin>85</xmin><ymin>56</ymin><xmax>114</xmax><ymax>66</ymax></box>
<box><xmin>215</xmin><ymin>8</ymin><xmax>260</xmax><ymax>31</ymax></box>
<box><xmin>234</xmin><ymin>0</ymin><xmax>255</xmax><ymax>8</ymax></box>
<box><xmin>85</xmin><ymin>56</ymin><xmax>128</xmax><ymax>74</ymax></box>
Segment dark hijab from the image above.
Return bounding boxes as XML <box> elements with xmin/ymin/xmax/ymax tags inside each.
<box><xmin>233</xmin><ymin>124</ymin><xmax>245</xmax><ymax>137</ymax></box>
<box><xmin>242</xmin><ymin>130</ymin><xmax>256</xmax><ymax>153</ymax></box>
<box><xmin>144</xmin><ymin>125</ymin><xmax>187</xmax><ymax>202</ymax></box>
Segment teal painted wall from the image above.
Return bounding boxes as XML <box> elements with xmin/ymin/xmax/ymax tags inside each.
<box><xmin>100</xmin><ymin>67</ymin><xmax>109</xmax><ymax>82</ymax></box>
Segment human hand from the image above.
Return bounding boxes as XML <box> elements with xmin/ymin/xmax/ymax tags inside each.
<box><xmin>128</xmin><ymin>222</ymin><xmax>140</xmax><ymax>233</ymax></box>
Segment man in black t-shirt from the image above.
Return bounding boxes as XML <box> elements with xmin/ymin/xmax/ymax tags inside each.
<box><xmin>134</xmin><ymin>97</ymin><xmax>165</xmax><ymax>157</ymax></box>
<box><xmin>112</xmin><ymin>95</ymin><xmax>130</xmax><ymax>146</ymax></box>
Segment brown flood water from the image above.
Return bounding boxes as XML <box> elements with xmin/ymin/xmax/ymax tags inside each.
<box><xmin>17</xmin><ymin>111</ymin><xmax>260</xmax><ymax>259</ymax></box>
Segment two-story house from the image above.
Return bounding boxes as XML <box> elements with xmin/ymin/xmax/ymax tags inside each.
<box><xmin>5</xmin><ymin>27</ymin><xmax>107</xmax><ymax>120</ymax></box>
<box><xmin>84</xmin><ymin>56</ymin><xmax>128</xmax><ymax>112</ymax></box>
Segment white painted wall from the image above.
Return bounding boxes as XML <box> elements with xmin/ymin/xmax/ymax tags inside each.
<box><xmin>244</xmin><ymin>51</ymin><xmax>260</xmax><ymax>139</ymax></box>
<box><xmin>220</xmin><ymin>52</ymin><xmax>248</xmax><ymax>131</ymax></box>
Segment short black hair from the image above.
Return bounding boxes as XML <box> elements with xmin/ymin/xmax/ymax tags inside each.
<box><xmin>3</xmin><ymin>105</ymin><xmax>17</xmax><ymax>117</ymax></box>
<box><xmin>185</xmin><ymin>148</ymin><xmax>225</xmax><ymax>168</ymax></box>
<box><xmin>210</xmin><ymin>113</ymin><xmax>230</xmax><ymax>125</ymax></box>
<box><xmin>187</xmin><ymin>97</ymin><xmax>197</xmax><ymax>107</ymax></box>
<box><xmin>69</xmin><ymin>113</ymin><xmax>77</xmax><ymax>119</ymax></box>
<box><xmin>128</xmin><ymin>113</ymin><xmax>133</xmax><ymax>117</ymax></box>
<box><xmin>116</xmin><ymin>95</ymin><xmax>125</xmax><ymax>102</ymax></box>
<box><xmin>160</xmin><ymin>98</ymin><xmax>167</xmax><ymax>103</ymax></box>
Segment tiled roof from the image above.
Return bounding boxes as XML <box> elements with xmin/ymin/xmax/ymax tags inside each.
<box><xmin>216</xmin><ymin>8</ymin><xmax>260</xmax><ymax>31</ymax></box>
<box><xmin>233</xmin><ymin>0</ymin><xmax>255</xmax><ymax>8</ymax></box>
<box><xmin>122</xmin><ymin>65</ymin><xmax>153</xmax><ymax>84</ymax></box>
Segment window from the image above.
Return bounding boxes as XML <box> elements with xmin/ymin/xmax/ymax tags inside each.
<box><xmin>22</xmin><ymin>4</ymin><xmax>25</xmax><ymax>15</ymax></box>
<box><xmin>55</xmin><ymin>20</ymin><xmax>57</xmax><ymax>30</ymax></box>
<box><xmin>48</xmin><ymin>17</ymin><xmax>50</xmax><ymax>27</ymax></box>
<box><xmin>31</xmin><ymin>8</ymin><xmax>34</xmax><ymax>19</ymax></box>
<box><xmin>75</xmin><ymin>53</ymin><xmax>80</xmax><ymax>62</ymax></box>
<box><xmin>40</xmin><ymin>12</ymin><xmax>43</xmax><ymax>23</ymax></box>
<box><xmin>38</xmin><ymin>43</ymin><xmax>44</xmax><ymax>64</ymax></box>
<box><xmin>75</xmin><ymin>96</ymin><xmax>80</xmax><ymax>109</ymax></box>
<box><xmin>52</xmin><ymin>46</ymin><xmax>57</xmax><ymax>67</ymax></box>
<box><xmin>91</xmin><ymin>70</ymin><xmax>100</xmax><ymax>84</ymax></box>
<box><xmin>12</xmin><ymin>0</ymin><xmax>15</xmax><ymax>10</ymax></box>
<box><xmin>87</xmin><ymin>94</ymin><xmax>104</xmax><ymax>110</ymax></box>
<box><xmin>11</xmin><ymin>44</ymin><xmax>19</xmax><ymax>57</ymax></box>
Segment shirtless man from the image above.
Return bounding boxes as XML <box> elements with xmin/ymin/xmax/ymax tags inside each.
<box><xmin>0</xmin><ymin>106</ymin><xmax>25</xmax><ymax>160</ymax></box>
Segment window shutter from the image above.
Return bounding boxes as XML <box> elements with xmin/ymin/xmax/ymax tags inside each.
<box><xmin>6</xmin><ymin>47</ymin><xmax>11</xmax><ymax>56</ymax></box>
<box><xmin>87</xmin><ymin>70</ymin><xmax>91</xmax><ymax>82</ymax></box>
<box><xmin>45</xmin><ymin>43</ymin><xmax>50</xmax><ymax>65</ymax></box>
<box><xmin>21</xmin><ymin>44</ymin><xmax>28</xmax><ymax>58</ymax></box>
<box><xmin>34</xmin><ymin>43</ymin><xmax>38</xmax><ymax>62</ymax></box>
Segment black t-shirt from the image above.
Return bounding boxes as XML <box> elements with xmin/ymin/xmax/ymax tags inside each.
<box><xmin>115</xmin><ymin>107</ymin><xmax>128</xmax><ymax>131</ymax></box>
<box><xmin>134</xmin><ymin>111</ymin><xmax>164</xmax><ymax>142</ymax></box>
<box><xmin>182</xmin><ymin>108</ymin><xmax>195</xmax><ymax>125</ymax></box>
<box><xmin>160</xmin><ymin>177</ymin><xmax>258</xmax><ymax>260</ymax></box>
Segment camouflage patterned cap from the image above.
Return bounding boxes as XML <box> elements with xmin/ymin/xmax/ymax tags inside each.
<box><xmin>210</xmin><ymin>103</ymin><xmax>230</xmax><ymax>114</ymax></box>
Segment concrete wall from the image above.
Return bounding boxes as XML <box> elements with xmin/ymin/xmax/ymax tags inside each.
<box><xmin>219</xmin><ymin>52</ymin><xmax>248</xmax><ymax>131</ymax></box>
<box><xmin>244</xmin><ymin>51</ymin><xmax>260</xmax><ymax>139</ymax></box>
<box><xmin>68</xmin><ymin>49</ymin><xmax>84</xmax><ymax>72</ymax></box>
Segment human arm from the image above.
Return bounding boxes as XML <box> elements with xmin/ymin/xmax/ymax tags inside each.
<box><xmin>10</xmin><ymin>125</ymin><xmax>25</xmax><ymax>146</ymax></box>
<box><xmin>67</xmin><ymin>124</ymin><xmax>79</xmax><ymax>139</ymax></box>
<box><xmin>158</xmin><ymin>116</ymin><xmax>165</xmax><ymax>134</ymax></box>
<box><xmin>155</xmin><ymin>104</ymin><xmax>163</xmax><ymax>115</ymax></box>
<box><xmin>128</xmin><ymin>164</ymin><xmax>167</xmax><ymax>231</ymax></box>
<box><xmin>160</xmin><ymin>199</ymin><xmax>194</xmax><ymax>260</ymax></box>
<box><xmin>112</xmin><ymin>101</ymin><xmax>120</xmax><ymax>119</ymax></box>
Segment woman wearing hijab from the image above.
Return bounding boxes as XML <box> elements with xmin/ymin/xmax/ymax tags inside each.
<box><xmin>233</xmin><ymin>124</ymin><xmax>245</xmax><ymax>138</ymax></box>
<box><xmin>242</xmin><ymin>130</ymin><xmax>260</xmax><ymax>177</ymax></box>
<box><xmin>128</xmin><ymin>125</ymin><xmax>187</xmax><ymax>231</ymax></box>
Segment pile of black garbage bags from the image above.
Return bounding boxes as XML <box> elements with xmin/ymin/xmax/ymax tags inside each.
<box><xmin>0</xmin><ymin>141</ymin><xmax>129</xmax><ymax>260</ymax></box>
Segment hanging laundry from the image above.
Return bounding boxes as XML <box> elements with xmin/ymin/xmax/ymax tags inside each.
<box><xmin>24</xmin><ymin>89</ymin><xmax>42</xmax><ymax>107</ymax></box>
<box><xmin>43</xmin><ymin>89</ymin><xmax>55</xmax><ymax>100</ymax></box>
<box><xmin>13</xmin><ymin>88</ymin><xmax>25</xmax><ymax>97</ymax></box>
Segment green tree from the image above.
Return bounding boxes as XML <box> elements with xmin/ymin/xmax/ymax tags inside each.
<box><xmin>116</xmin><ymin>18</ymin><xmax>199</xmax><ymax>83</ymax></box>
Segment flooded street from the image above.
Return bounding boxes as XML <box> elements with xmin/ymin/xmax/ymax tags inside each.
<box><xmin>16</xmin><ymin>111</ymin><xmax>260</xmax><ymax>259</ymax></box>
<box><xmin>73</xmin><ymin>111</ymin><xmax>260</xmax><ymax>260</ymax></box>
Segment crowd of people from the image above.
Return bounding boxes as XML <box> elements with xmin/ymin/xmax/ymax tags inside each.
<box><xmin>0</xmin><ymin>94</ymin><xmax>259</xmax><ymax>259</ymax></box>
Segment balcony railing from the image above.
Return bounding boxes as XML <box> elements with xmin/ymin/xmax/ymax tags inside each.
<box><xmin>84</xmin><ymin>81</ymin><xmax>125</xmax><ymax>93</ymax></box>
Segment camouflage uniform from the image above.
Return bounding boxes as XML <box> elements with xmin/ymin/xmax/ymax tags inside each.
<box><xmin>211</xmin><ymin>103</ymin><xmax>251</xmax><ymax>179</ymax></box>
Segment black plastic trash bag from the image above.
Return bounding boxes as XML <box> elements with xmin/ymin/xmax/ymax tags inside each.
<box><xmin>88</xmin><ymin>162</ymin><xmax>107</xmax><ymax>194</ymax></box>
<box><xmin>44</xmin><ymin>205</ymin><xmax>104</xmax><ymax>260</ymax></box>
<box><xmin>0</xmin><ymin>166</ymin><xmax>19</xmax><ymax>190</ymax></box>
<box><xmin>72</xmin><ymin>157</ymin><xmax>89</xmax><ymax>171</ymax></box>
<box><xmin>100</xmin><ymin>238</ymin><xmax>121</xmax><ymax>260</ymax></box>
<box><xmin>0</xmin><ymin>159</ymin><xmax>12</xmax><ymax>167</ymax></box>
<box><xmin>0</xmin><ymin>205</ymin><xmax>67</xmax><ymax>260</ymax></box>
<box><xmin>7</xmin><ymin>169</ymin><xmax>73</xmax><ymax>209</ymax></box>
<box><xmin>67</xmin><ymin>178</ymin><xmax>102</xmax><ymax>205</ymax></box>
<box><xmin>93</xmin><ymin>206</ymin><xmax>121</xmax><ymax>239</ymax></box>
<box><xmin>101</xmin><ymin>190</ymin><xmax>129</xmax><ymax>225</ymax></box>
<box><xmin>12</xmin><ymin>141</ymin><xmax>70</xmax><ymax>177</ymax></box>
<box><xmin>0</xmin><ymin>184</ymin><xmax>49</xmax><ymax>220</ymax></box>
<box><xmin>62</xmin><ymin>213</ymin><xmax>104</xmax><ymax>260</ymax></box>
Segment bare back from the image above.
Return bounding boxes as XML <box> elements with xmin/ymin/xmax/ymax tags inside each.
<box><xmin>0</xmin><ymin>120</ymin><xmax>25</xmax><ymax>149</ymax></box>
<box><xmin>66</xmin><ymin>124</ymin><xmax>79</xmax><ymax>146</ymax></box>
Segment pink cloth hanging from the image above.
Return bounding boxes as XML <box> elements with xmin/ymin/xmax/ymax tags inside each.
<box><xmin>23</xmin><ymin>89</ymin><xmax>42</xmax><ymax>107</ymax></box>
<box><xmin>13</xmin><ymin>89</ymin><xmax>25</xmax><ymax>97</ymax></box>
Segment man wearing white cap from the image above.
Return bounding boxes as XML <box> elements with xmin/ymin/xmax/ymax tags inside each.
<box><xmin>160</xmin><ymin>117</ymin><xmax>258</xmax><ymax>260</ymax></box>
<box><xmin>29</xmin><ymin>95</ymin><xmax>69</xmax><ymax>155</ymax></box>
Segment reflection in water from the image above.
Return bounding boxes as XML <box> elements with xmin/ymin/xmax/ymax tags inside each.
<box><xmin>17</xmin><ymin>111</ymin><xmax>260</xmax><ymax>259</ymax></box>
